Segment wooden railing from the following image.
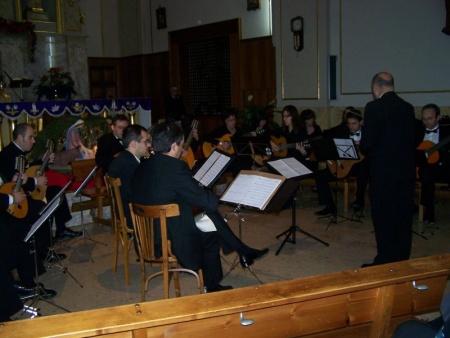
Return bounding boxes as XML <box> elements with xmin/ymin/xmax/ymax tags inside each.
<box><xmin>1</xmin><ymin>254</ymin><xmax>449</xmax><ymax>338</ymax></box>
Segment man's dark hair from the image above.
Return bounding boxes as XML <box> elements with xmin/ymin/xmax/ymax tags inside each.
<box><xmin>221</xmin><ymin>108</ymin><xmax>238</xmax><ymax>121</ymax></box>
<box><xmin>13</xmin><ymin>123</ymin><xmax>32</xmax><ymax>140</ymax></box>
<box><xmin>112</xmin><ymin>114</ymin><xmax>129</xmax><ymax>126</ymax></box>
<box><xmin>345</xmin><ymin>108</ymin><xmax>363</xmax><ymax>121</ymax></box>
<box><xmin>422</xmin><ymin>103</ymin><xmax>440</xmax><ymax>118</ymax></box>
<box><xmin>122</xmin><ymin>124</ymin><xmax>147</xmax><ymax>148</ymax></box>
<box><xmin>150</xmin><ymin>122</ymin><xmax>183</xmax><ymax>153</ymax></box>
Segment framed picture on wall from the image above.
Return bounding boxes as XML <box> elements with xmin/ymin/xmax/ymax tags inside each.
<box><xmin>247</xmin><ymin>0</ymin><xmax>261</xmax><ymax>11</ymax></box>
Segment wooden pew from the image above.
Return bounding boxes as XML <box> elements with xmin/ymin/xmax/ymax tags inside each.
<box><xmin>1</xmin><ymin>254</ymin><xmax>449</xmax><ymax>338</ymax></box>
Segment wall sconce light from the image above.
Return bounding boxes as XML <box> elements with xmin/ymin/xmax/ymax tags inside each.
<box><xmin>156</xmin><ymin>5</ymin><xmax>167</xmax><ymax>30</ymax></box>
<box><xmin>247</xmin><ymin>0</ymin><xmax>261</xmax><ymax>11</ymax></box>
<box><xmin>290</xmin><ymin>16</ymin><xmax>304</xmax><ymax>51</ymax></box>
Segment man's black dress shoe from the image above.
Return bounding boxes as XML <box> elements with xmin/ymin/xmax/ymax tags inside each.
<box><xmin>14</xmin><ymin>282</ymin><xmax>42</xmax><ymax>292</ymax></box>
<box><xmin>19</xmin><ymin>288</ymin><xmax>57</xmax><ymax>300</ymax></box>
<box><xmin>239</xmin><ymin>248</ymin><xmax>269</xmax><ymax>268</ymax></box>
<box><xmin>206</xmin><ymin>284</ymin><xmax>233</xmax><ymax>293</ymax></box>
<box><xmin>56</xmin><ymin>228</ymin><xmax>82</xmax><ymax>241</ymax></box>
<box><xmin>314</xmin><ymin>205</ymin><xmax>336</xmax><ymax>216</ymax></box>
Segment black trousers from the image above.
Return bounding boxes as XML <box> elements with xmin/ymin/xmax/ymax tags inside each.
<box><xmin>370</xmin><ymin>179</ymin><xmax>415</xmax><ymax>264</ymax></box>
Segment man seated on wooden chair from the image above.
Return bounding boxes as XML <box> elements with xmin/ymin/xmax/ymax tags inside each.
<box><xmin>0</xmin><ymin>123</ymin><xmax>81</xmax><ymax>244</ymax></box>
<box><xmin>131</xmin><ymin>122</ymin><xmax>269</xmax><ymax>293</ymax></box>
<box><xmin>416</xmin><ymin>103</ymin><xmax>450</xmax><ymax>224</ymax></box>
<box><xmin>314</xmin><ymin>108</ymin><xmax>369</xmax><ymax>215</ymax></box>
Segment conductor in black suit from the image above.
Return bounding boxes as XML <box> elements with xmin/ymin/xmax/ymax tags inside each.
<box><xmin>95</xmin><ymin>114</ymin><xmax>130</xmax><ymax>173</ymax></box>
<box><xmin>131</xmin><ymin>123</ymin><xmax>268</xmax><ymax>292</ymax></box>
<box><xmin>360</xmin><ymin>72</ymin><xmax>416</xmax><ymax>267</ymax></box>
<box><xmin>417</xmin><ymin>103</ymin><xmax>450</xmax><ymax>223</ymax></box>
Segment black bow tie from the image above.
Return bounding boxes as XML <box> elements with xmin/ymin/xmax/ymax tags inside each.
<box><xmin>350</xmin><ymin>132</ymin><xmax>360</xmax><ymax>137</ymax></box>
<box><xmin>425</xmin><ymin>128</ymin><xmax>438</xmax><ymax>134</ymax></box>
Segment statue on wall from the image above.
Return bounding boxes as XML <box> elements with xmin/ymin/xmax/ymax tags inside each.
<box><xmin>444</xmin><ymin>0</ymin><xmax>450</xmax><ymax>35</ymax></box>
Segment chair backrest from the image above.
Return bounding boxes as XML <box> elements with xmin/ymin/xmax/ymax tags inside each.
<box><xmin>104</xmin><ymin>174</ymin><xmax>126</xmax><ymax>230</ymax></box>
<box><xmin>130</xmin><ymin>203</ymin><xmax>180</xmax><ymax>262</ymax></box>
<box><xmin>71</xmin><ymin>159</ymin><xmax>104</xmax><ymax>191</ymax></box>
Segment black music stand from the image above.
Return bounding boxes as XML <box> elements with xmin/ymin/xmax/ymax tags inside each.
<box><xmin>193</xmin><ymin>149</ymin><xmax>233</xmax><ymax>188</ymax></box>
<box><xmin>40</xmin><ymin>179</ymin><xmax>83</xmax><ymax>288</ymax></box>
<box><xmin>220</xmin><ymin>171</ymin><xmax>287</xmax><ymax>283</ymax></box>
<box><xmin>72</xmin><ymin>165</ymin><xmax>107</xmax><ymax>262</ymax></box>
<box><xmin>266</xmin><ymin>158</ymin><xmax>330</xmax><ymax>255</ymax></box>
<box><xmin>310</xmin><ymin>138</ymin><xmax>358</xmax><ymax>229</ymax></box>
<box><xmin>4</xmin><ymin>71</ymin><xmax>33</xmax><ymax>101</ymax></box>
<box><xmin>23</xmin><ymin>195</ymin><xmax>71</xmax><ymax>317</ymax></box>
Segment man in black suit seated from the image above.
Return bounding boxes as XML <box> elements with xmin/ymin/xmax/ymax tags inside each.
<box><xmin>416</xmin><ymin>103</ymin><xmax>450</xmax><ymax>224</ymax></box>
<box><xmin>0</xmin><ymin>123</ymin><xmax>80</xmax><ymax>244</ymax></box>
<box><xmin>314</xmin><ymin>108</ymin><xmax>368</xmax><ymax>215</ymax></box>
<box><xmin>131</xmin><ymin>123</ymin><xmax>268</xmax><ymax>292</ymax></box>
<box><xmin>108</xmin><ymin>124</ymin><xmax>150</xmax><ymax>230</ymax></box>
<box><xmin>95</xmin><ymin>114</ymin><xmax>130</xmax><ymax>173</ymax></box>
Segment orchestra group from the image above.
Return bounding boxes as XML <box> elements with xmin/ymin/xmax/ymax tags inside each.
<box><xmin>1</xmin><ymin>72</ymin><xmax>449</xmax><ymax>321</ymax></box>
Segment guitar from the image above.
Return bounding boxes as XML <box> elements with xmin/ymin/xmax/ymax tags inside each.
<box><xmin>270</xmin><ymin>135</ymin><xmax>312</xmax><ymax>158</ymax></box>
<box><xmin>180</xmin><ymin>119</ymin><xmax>199</xmax><ymax>169</ymax></box>
<box><xmin>0</xmin><ymin>156</ymin><xmax>28</xmax><ymax>218</ymax></box>
<box><xmin>26</xmin><ymin>139</ymin><xmax>54</xmax><ymax>200</ymax></box>
<box><xmin>202</xmin><ymin>134</ymin><xmax>235</xmax><ymax>158</ymax></box>
<box><xmin>416</xmin><ymin>135</ymin><xmax>450</xmax><ymax>164</ymax></box>
<box><xmin>326</xmin><ymin>152</ymin><xmax>365</xmax><ymax>179</ymax></box>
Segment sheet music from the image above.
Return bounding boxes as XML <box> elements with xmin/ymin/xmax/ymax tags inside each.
<box><xmin>193</xmin><ymin>151</ymin><xmax>231</xmax><ymax>187</ymax></box>
<box><xmin>267</xmin><ymin>157</ymin><xmax>312</xmax><ymax>179</ymax></box>
<box><xmin>220</xmin><ymin>174</ymin><xmax>283</xmax><ymax>209</ymax></box>
<box><xmin>333</xmin><ymin>138</ymin><xmax>359</xmax><ymax>159</ymax></box>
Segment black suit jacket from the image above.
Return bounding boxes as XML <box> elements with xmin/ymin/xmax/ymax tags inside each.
<box><xmin>108</xmin><ymin>150</ymin><xmax>140</xmax><ymax>227</ymax></box>
<box><xmin>0</xmin><ymin>142</ymin><xmax>36</xmax><ymax>192</ymax></box>
<box><xmin>361</xmin><ymin>91</ymin><xmax>416</xmax><ymax>182</ymax></box>
<box><xmin>95</xmin><ymin>133</ymin><xmax>124</xmax><ymax>173</ymax></box>
<box><xmin>131</xmin><ymin>153</ymin><xmax>218</xmax><ymax>271</ymax></box>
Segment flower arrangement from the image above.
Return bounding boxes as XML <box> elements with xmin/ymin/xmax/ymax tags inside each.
<box><xmin>0</xmin><ymin>17</ymin><xmax>36</xmax><ymax>62</ymax></box>
<box><xmin>34</xmin><ymin>67</ymin><xmax>77</xmax><ymax>101</ymax></box>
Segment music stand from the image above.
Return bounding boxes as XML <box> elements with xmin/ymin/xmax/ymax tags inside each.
<box><xmin>23</xmin><ymin>195</ymin><xmax>71</xmax><ymax>316</ymax></box>
<box><xmin>220</xmin><ymin>170</ymin><xmax>287</xmax><ymax>283</ymax></box>
<box><xmin>309</xmin><ymin>138</ymin><xmax>358</xmax><ymax>229</ymax></box>
<box><xmin>72</xmin><ymin>164</ymin><xmax>107</xmax><ymax>262</ymax></box>
<box><xmin>40</xmin><ymin>179</ymin><xmax>83</xmax><ymax>288</ymax></box>
<box><xmin>4</xmin><ymin>71</ymin><xmax>33</xmax><ymax>101</ymax></box>
<box><xmin>266</xmin><ymin>158</ymin><xmax>330</xmax><ymax>255</ymax></box>
<box><xmin>193</xmin><ymin>149</ymin><xmax>233</xmax><ymax>188</ymax></box>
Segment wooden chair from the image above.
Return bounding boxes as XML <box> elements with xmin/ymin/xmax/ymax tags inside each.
<box><xmin>104</xmin><ymin>174</ymin><xmax>134</xmax><ymax>285</ymax></box>
<box><xmin>130</xmin><ymin>203</ymin><xmax>204</xmax><ymax>301</ymax></box>
<box><xmin>70</xmin><ymin>159</ymin><xmax>110</xmax><ymax>226</ymax></box>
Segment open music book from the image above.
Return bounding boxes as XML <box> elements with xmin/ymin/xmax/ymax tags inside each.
<box><xmin>267</xmin><ymin>157</ymin><xmax>312</xmax><ymax>179</ymax></box>
<box><xmin>193</xmin><ymin>150</ymin><xmax>232</xmax><ymax>188</ymax></box>
<box><xmin>220</xmin><ymin>170</ymin><xmax>285</xmax><ymax>210</ymax></box>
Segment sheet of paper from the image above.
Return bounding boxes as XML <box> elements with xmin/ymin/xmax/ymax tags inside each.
<box><xmin>267</xmin><ymin>157</ymin><xmax>312</xmax><ymax>179</ymax></box>
<box><xmin>333</xmin><ymin>138</ymin><xmax>358</xmax><ymax>159</ymax></box>
<box><xmin>220</xmin><ymin>174</ymin><xmax>282</xmax><ymax>209</ymax></box>
<box><xmin>193</xmin><ymin>151</ymin><xmax>231</xmax><ymax>187</ymax></box>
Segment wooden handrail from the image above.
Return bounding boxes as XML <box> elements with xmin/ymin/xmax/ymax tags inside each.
<box><xmin>1</xmin><ymin>254</ymin><xmax>449</xmax><ymax>338</ymax></box>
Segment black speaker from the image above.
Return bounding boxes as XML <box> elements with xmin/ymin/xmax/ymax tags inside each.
<box><xmin>329</xmin><ymin>55</ymin><xmax>337</xmax><ymax>100</ymax></box>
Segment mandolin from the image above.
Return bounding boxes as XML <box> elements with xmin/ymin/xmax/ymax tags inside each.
<box><xmin>270</xmin><ymin>135</ymin><xmax>312</xmax><ymax>158</ymax></box>
<box><xmin>26</xmin><ymin>139</ymin><xmax>54</xmax><ymax>200</ymax></box>
<box><xmin>180</xmin><ymin>120</ymin><xmax>199</xmax><ymax>169</ymax></box>
<box><xmin>0</xmin><ymin>155</ymin><xmax>28</xmax><ymax>218</ymax></box>
<box><xmin>202</xmin><ymin>134</ymin><xmax>235</xmax><ymax>158</ymax></box>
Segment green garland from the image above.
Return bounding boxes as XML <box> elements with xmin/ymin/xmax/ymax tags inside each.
<box><xmin>0</xmin><ymin>17</ymin><xmax>37</xmax><ymax>62</ymax></box>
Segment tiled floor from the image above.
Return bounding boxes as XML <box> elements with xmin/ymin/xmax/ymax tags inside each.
<box><xmin>13</xmin><ymin>185</ymin><xmax>450</xmax><ymax>320</ymax></box>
